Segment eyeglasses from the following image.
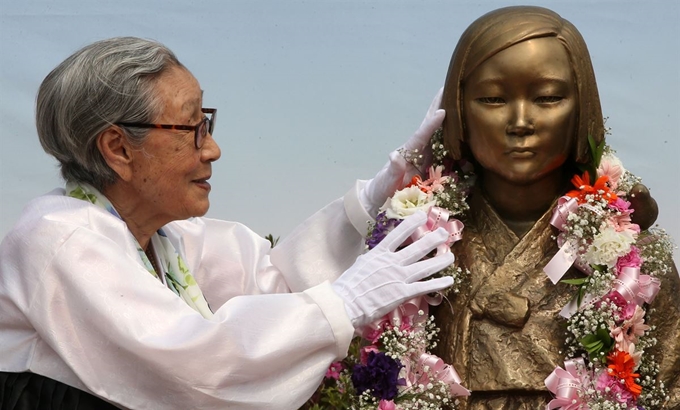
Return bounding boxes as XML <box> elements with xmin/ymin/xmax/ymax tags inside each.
<box><xmin>116</xmin><ymin>108</ymin><xmax>216</xmax><ymax>149</ymax></box>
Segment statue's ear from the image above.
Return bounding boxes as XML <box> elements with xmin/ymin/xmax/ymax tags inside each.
<box><xmin>97</xmin><ymin>126</ymin><xmax>135</xmax><ymax>182</ymax></box>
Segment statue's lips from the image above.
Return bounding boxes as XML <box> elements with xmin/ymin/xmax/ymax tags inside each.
<box><xmin>505</xmin><ymin>149</ymin><xmax>535</xmax><ymax>158</ymax></box>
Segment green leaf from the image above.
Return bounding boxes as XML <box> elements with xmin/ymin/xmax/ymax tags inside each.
<box><xmin>584</xmin><ymin>134</ymin><xmax>607</xmax><ymax>184</ymax></box>
<box><xmin>588</xmin><ymin>134</ymin><xmax>598</xmax><ymax>163</ymax></box>
<box><xmin>595</xmin><ymin>142</ymin><xmax>605</xmax><ymax>168</ymax></box>
<box><xmin>560</xmin><ymin>277</ymin><xmax>588</xmax><ymax>308</ymax></box>
<box><xmin>596</xmin><ymin>327</ymin><xmax>613</xmax><ymax>347</ymax></box>
<box><xmin>577</xmin><ymin>285</ymin><xmax>586</xmax><ymax>307</ymax></box>
<box><xmin>68</xmin><ymin>186</ymin><xmax>98</xmax><ymax>204</ymax></box>
<box><xmin>561</xmin><ymin>277</ymin><xmax>588</xmax><ymax>285</ymax></box>
<box><xmin>591</xmin><ymin>264</ymin><xmax>606</xmax><ymax>273</ymax></box>
<box><xmin>580</xmin><ymin>328</ymin><xmax>614</xmax><ymax>361</ymax></box>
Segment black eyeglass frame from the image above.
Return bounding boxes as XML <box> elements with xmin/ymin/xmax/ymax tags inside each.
<box><xmin>116</xmin><ymin>108</ymin><xmax>216</xmax><ymax>149</ymax></box>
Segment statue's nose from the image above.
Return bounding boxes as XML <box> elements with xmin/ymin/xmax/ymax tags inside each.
<box><xmin>506</xmin><ymin>101</ymin><xmax>535</xmax><ymax>137</ymax></box>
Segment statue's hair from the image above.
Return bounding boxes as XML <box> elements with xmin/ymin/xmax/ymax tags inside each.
<box><xmin>442</xmin><ymin>6</ymin><xmax>604</xmax><ymax>163</ymax></box>
<box><xmin>36</xmin><ymin>36</ymin><xmax>184</xmax><ymax>190</ymax></box>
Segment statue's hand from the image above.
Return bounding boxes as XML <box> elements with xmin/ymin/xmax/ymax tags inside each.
<box><xmin>629</xmin><ymin>183</ymin><xmax>659</xmax><ymax>231</ymax></box>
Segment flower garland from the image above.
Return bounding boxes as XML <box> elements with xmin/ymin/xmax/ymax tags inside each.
<box><xmin>541</xmin><ymin>136</ymin><xmax>674</xmax><ymax>409</ymax></box>
<box><xmin>301</xmin><ymin>134</ymin><xmax>474</xmax><ymax>410</ymax></box>
<box><xmin>302</xmin><ymin>129</ymin><xmax>675</xmax><ymax>410</ymax></box>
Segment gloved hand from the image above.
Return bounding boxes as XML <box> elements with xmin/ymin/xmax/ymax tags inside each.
<box><xmin>360</xmin><ymin>88</ymin><xmax>445</xmax><ymax>217</ymax></box>
<box><xmin>331</xmin><ymin>211</ymin><xmax>454</xmax><ymax>328</ymax></box>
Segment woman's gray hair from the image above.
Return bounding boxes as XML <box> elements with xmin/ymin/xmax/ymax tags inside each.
<box><xmin>36</xmin><ymin>36</ymin><xmax>184</xmax><ymax>190</ymax></box>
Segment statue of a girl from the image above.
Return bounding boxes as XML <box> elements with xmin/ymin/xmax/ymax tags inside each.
<box><xmin>433</xmin><ymin>6</ymin><xmax>680</xmax><ymax>409</ymax></box>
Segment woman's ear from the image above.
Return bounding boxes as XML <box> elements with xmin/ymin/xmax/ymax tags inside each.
<box><xmin>97</xmin><ymin>126</ymin><xmax>134</xmax><ymax>182</ymax></box>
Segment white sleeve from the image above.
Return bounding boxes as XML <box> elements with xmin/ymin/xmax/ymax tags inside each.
<box><xmin>269</xmin><ymin>180</ymin><xmax>372</xmax><ymax>292</ymax></box>
<box><xmin>15</xmin><ymin>223</ymin><xmax>353</xmax><ymax>409</ymax></box>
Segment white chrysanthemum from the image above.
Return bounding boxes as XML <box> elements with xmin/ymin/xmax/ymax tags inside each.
<box><xmin>583</xmin><ymin>226</ymin><xmax>636</xmax><ymax>267</ymax></box>
<box><xmin>381</xmin><ymin>186</ymin><xmax>436</xmax><ymax>219</ymax></box>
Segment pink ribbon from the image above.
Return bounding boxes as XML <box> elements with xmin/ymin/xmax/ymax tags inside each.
<box><xmin>614</xmin><ymin>266</ymin><xmax>660</xmax><ymax>306</ymax></box>
<box><xmin>544</xmin><ymin>197</ymin><xmax>581</xmax><ymax>284</ymax></box>
<box><xmin>410</xmin><ymin>206</ymin><xmax>464</xmax><ymax>256</ymax></box>
<box><xmin>545</xmin><ymin>358</ymin><xmax>589</xmax><ymax>410</ymax></box>
<box><xmin>544</xmin><ymin>241</ymin><xmax>578</xmax><ymax>285</ymax></box>
<box><xmin>550</xmin><ymin>196</ymin><xmax>579</xmax><ymax>231</ymax></box>
<box><xmin>559</xmin><ymin>293</ymin><xmax>595</xmax><ymax>319</ymax></box>
<box><xmin>414</xmin><ymin>353</ymin><xmax>470</xmax><ymax>397</ymax></box>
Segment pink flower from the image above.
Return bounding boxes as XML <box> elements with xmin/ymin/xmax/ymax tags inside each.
<box><xmin>325</xmin><ymin>361</ymin><xmax>343</xmax><ymax>380</ymax></box>
<box><xmin>626</xmin><ymin>343</ymin><xmax>642</xmax><ymax>369</ymax></box>
<box><xmin>598</xmin><ymin>154</ymin><xmax>625</xmax><ymax>190</ymax></box>
<box><xmin>610</xmin><ymin>326</ymin><xmax>630</xmax><ymax>351</ymax></box>
<box><xmin>609</xmin><ymin>198</ymin><xmax>631</xmax><ymax>212</ymax></box>
<box><xmin>615</xmin><ymin>246</ymin><xmax>642</xmax><ymax>273</ymax></box>
<box><xmin>600</xmin><ymin>290</ymin><xmax>628</xmax><ymax>321</ymax></box>
<box><xmin>622</xmin><ymin>302</ymin><xmax>637</xmax><ymax>321</ymax></box>
<box><xmin>596</xmin><ymin>371</ymin><xmax>635</xmax><ymax>404</ymax></box>
<box><xmin>625</xmin><ymin>306</ymin><xmax>650</xmax><ymax>338</ymax></box>
<box><xmin>417</xmin><ymin>165</ymin><xmax>451</xmax><ymax>194</ymax></box>
<box><xmin>604</xmin><ymin>290</ymin><xmax>627</xmax><ymax>309</ymax></box>
<box><xmin>611</xmin><ymin>305</ymin><xmax>650</xmax><ymax>350</ymax></box>
<box><xmin>606</xmin><ymin>198</ymin><xmax>640</xmax><ymax>237</ymax></box>
<box><xmin>399</xmin><ymin>316</ymin><xmax>412</xmax><ymax>332</ymax></box>
<box><xmin>379</xmin><ymin>400</ymin><xmax>397</xmax><ymax>410</ymax></box>
<box><xmin>365</xmin><ymin>324</ymin><xmax>386</xmax><ymax>344</ymax></box>
<box><xmin>606</xmin><ymin>212</ymin><xmax>640</xmax><ymax>235</ymax></box>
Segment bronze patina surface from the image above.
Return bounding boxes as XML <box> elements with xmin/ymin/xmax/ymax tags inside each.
<box><xmin>433</xmin><ymin>6</ymin><xmax>679</xmax><ymax>409</ymax></box>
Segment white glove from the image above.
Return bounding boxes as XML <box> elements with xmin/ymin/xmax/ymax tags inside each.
<box><xmin>360</xmin><ymin>88</ymin><xmax>445</xmax><ymax>217</ymax></box>
<box><xmin>331</xmin><ymin>211</ymin><xmax>454</xmax><ymax>328</ymax></box>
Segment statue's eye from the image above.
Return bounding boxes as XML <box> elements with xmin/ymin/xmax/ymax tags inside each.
<box><xmin>535</xmin><ymin>96</ymin><xmax>563</xmax><ymax>103</ymax></box>
<box><xmin>477</xmin><ymin>97</ymin><xmax>505</xmax><ymax>104</ymax></box>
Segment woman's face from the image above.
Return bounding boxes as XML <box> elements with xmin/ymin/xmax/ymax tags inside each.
<box><xmin>128</xmin><ymin>66</ymin><xmax>221</xmax><ymax>222</ymax></box>
<box><xmin>462</xmin><ymin>37</ymin><xmax>577</xmax><ymax>186</ymax></box>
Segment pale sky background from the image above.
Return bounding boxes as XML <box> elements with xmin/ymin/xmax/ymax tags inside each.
<box><xmin>1</xmin><ymin>0</ymin><xmax>678</xmax><ymax>265</ymax></box>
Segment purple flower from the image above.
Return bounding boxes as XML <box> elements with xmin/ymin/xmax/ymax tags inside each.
<box><xmin>366</xmin><ymin>212</ymin><xmax>402</xmax><ymax>250</ymax></box>
<box><xmin>351</xmin><ymin>351</ymin><xmax>404</xmax><ymax>400</ymax></box>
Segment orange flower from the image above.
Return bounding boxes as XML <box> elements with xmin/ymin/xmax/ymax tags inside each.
<box><xmin>407</xmin><ymin>175</ymin><xmax>431</xmax><ymax>193</ymax></box>
<box><xmin>607</xmin><ymin>350</ymin><xmax>642</xmax><ymax>397</ymax></box>
<box><xmin>407</xmin><ymin>175</ymin><xmax>421</xmax><ymax>188</ymax></box>
<box><xmin>566</xmin><ymin>171</ymin><xmax>618</xmax><ymax>204</ymax></box>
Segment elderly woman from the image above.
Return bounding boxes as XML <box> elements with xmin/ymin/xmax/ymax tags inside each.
<box><xmin>430</xmin><ymin>6</ymin><xmax>680</xmax><ymax>409</ymax></box>
<box><xmin>0</xmin><ymin>37</ymin><xmax>454</xmax><ymax>409</ymax></box>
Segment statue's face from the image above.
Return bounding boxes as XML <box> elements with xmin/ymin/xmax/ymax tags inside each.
<box><xmin>463</xmin><ymin>37</ymin><xmax>577</xmax><ymax>185</ymax></box>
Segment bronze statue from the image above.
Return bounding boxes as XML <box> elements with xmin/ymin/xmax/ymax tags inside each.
<box><xmin>433</xmin><ymin>6</ymin><xmax>679</xmax><ymax>409</ymax></box>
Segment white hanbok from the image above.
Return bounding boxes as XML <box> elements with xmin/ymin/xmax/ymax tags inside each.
<box><xmin>0</xmin><ymin>182</ymin><xmax>371</xmax><ymax>409</ymax></box>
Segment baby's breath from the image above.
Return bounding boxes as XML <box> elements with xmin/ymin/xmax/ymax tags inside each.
<box><xmin>304</xmin><ymin>134</ymin><xmax>675</xmax><ymax>410</ymax></box>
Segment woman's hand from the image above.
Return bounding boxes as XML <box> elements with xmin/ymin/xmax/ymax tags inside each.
<box><xmin>359</xmin><ymin>89</ymin><xmax>445</xmax><ymax>217</ymax></box>
<box><xmin>331</xmin><ymin>211</ymin><xmax>454</xmax><ymax>328</ymax></box>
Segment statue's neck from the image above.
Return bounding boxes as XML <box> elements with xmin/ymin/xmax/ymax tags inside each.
<box><xmin>479</xmin><ymin>170</ymin><xmax>569</xmax><ymax>237</ymax></box>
